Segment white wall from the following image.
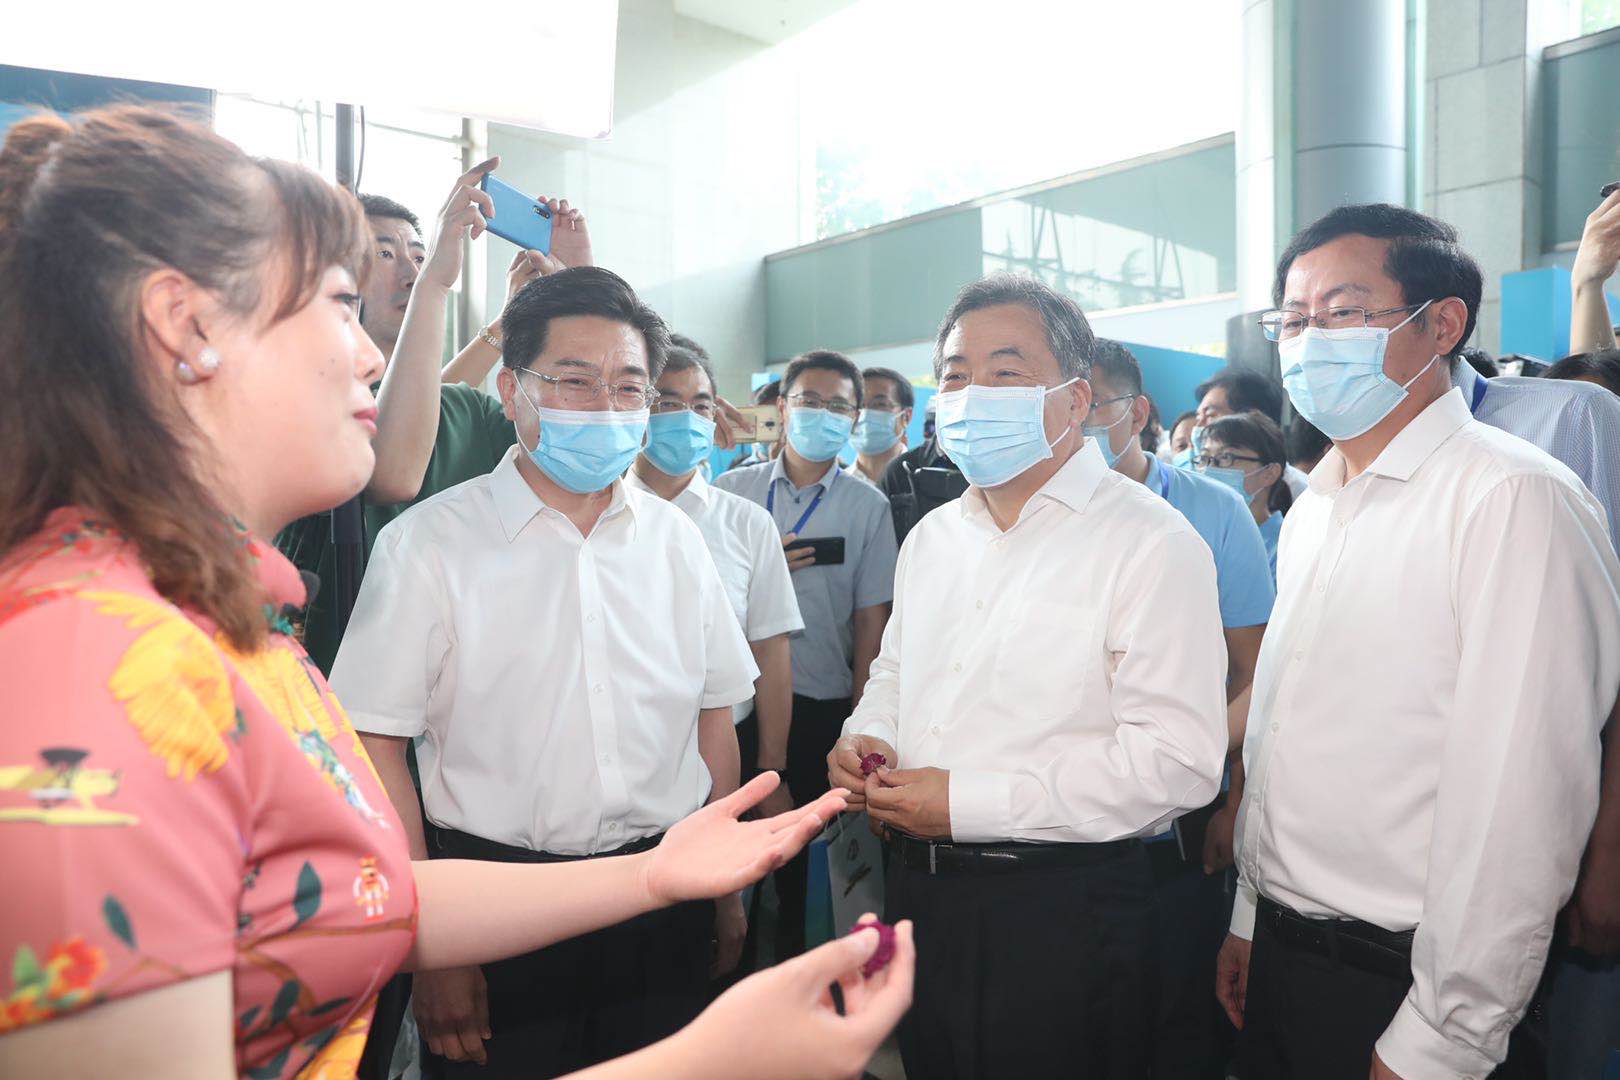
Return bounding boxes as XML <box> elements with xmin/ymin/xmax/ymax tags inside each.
<box><xmin>483</xmin><ymin>0</ymin><xmax>804</xmax><ymax>399</ymax></box>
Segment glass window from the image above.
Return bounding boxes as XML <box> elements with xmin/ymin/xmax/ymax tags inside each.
<box><xmin>791</xmin><ymin>0</ymin><xmax>1240</xmax><ymax>241</ymax></box>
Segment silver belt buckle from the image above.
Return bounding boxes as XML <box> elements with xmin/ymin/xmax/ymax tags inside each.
<box><xmin>928</xmin><ymin>840</ymin><xmax>938</xmax><ymax>875</ymax></box>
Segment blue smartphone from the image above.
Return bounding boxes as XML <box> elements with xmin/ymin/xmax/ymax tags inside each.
<box><xmin>478</xmin><ymin>174</ymin><xmax>553</xmax><ymax>255</ymax></box>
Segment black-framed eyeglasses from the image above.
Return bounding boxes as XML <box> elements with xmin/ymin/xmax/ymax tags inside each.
<box><xmin>1256</xmin><ymin>302</ymin><xmax>1429</xmax><ymax>343</ymax></box>
<box><xmin>651</xmin><ymin>396</ymin><xmax>718</xmax><ymax>419</ymax></box>
<box><xmin>521</xmin><ymin>369</ymin><xmax>657</xmax><ymax>410</ymax></box>
<box><xmin>1194</xmin><ymin>451</ymin><xmax>1263</xmax><ymax>470</ymax></box>
<box><xmin>787</xmin><ymin>392</ymin><xmax>858</xmax><ymax>418</ymax></box>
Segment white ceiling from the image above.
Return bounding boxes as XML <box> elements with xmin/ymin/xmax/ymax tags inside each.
<box><xmin>674</xmin><ymin>0</ymin><xmax>858</xmax><ymax>43</ymax></box>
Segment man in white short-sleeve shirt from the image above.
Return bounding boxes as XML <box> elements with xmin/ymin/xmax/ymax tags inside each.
<box><xmin>332</xmin><ymin>268</ymin><xmax>758</xmax><ymax>1078</ymax></box>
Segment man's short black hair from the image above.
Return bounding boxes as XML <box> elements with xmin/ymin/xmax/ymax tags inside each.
<box><xmin>1544</xmin><ymin>347</ymin><xmax>1620</xmax><ymax>396</ymax></box>
<box><xmin>860</xmin><ymin>367</ymin><xmax>915</xmax><ymax>410</ymax></box>
<box><xmin>661</xmin><ymin>345</ymin><xmax>716</xmax><ymax>396</ymax></box>
<box><xmin>357</xmin><ymin>193</ymin><xmax>422</xmax><ymax>236</ymax></box>
<box><xmin>1195</xmin><ymin>367</ymin><xmax>1286</xmax><ymax>424</ymax></box>
<box><xmin>1088</xmin><ymin>339</ymin><xmax>1144</xmax><ymax>397</ymax></box>
<box><xmin>752</xmin><ymin>380</ymin><xmax>782</xmax><ymax>406</ymax></box>
<box><xmin>1459</xmin><ymin>346</ymin><xmax>1499</xmax><ymax>379</ymax></box>
<box><xmin>1286</xmin><ymin>416</ymin><xmax>1331</xmax><ymax>468</ymax></box>
<box><xmin>501</xmin><ymin>266</ymin><xmax>671</xmax><ymax>381</ymax></box>
<box><xmin>934</xmin><ymin>272</ymin><xmax>1096</xmax><ymax>381</ymax></box>
<box><xmin>783</xmin><ymin>349</ymin><xmax>865</xmax><ymax>409</ymax></box>
<box><xmin>669</xmin><ymin>332</ymin><xmax>710</xmax><ymax>361</ymax></box>
<box><xmin>1273</xmin><ymin>203</ymin><xmax>1482</xmax><ymax>357</ymax></box>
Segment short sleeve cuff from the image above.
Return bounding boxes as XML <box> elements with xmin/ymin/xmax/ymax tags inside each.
<box><xmin>701</xmin><ymin>679</ymin><xmax>758</xmax><ymax>711</ymax></box>
<box><xmin>947</xmin><ymin>769</ymin><xmax>1013</xmax><ymax>843</ymax></box>
<box><xmin>1230</xmin><ymin>882</ymin><xmax>1259</xmax><ymax>939</ymax></box>
<box><xmin>1376</xmin><ymin>1000</ymin><xmax>1498</xmax><ymax>1080</ymax></box>
<box><xmin>347</xmin><ymin>709</ymin><xmax>426</xmax><ymax>739</ymax></box>
<box><xmin>745</xmin><ymin>616</ymin><xmax>804</xmax><ymax>642</ymax></box>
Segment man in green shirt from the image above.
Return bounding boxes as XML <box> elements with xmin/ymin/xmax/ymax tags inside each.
<box><xmin>279</xmin><ymin>161</ymin><xmax>592</xmax><ymax>672</ymax></box>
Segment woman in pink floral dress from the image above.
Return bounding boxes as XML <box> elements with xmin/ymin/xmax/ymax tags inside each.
<box><xmin>0</xmin><ymin>107</ymin><xmax>911</xmax><ymax>1080</ymax></box>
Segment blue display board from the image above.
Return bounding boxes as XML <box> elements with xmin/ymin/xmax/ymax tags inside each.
<box><xmin>1501</xmin><ymin>266</ymin><xmax>1620</xmax><ymax>361</ymax></box>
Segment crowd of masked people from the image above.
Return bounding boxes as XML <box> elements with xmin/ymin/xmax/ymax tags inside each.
<box><xmin>1</xmin><ymin>103</ymin><xmax>1619</xmax><ymax>1080</ymax></box>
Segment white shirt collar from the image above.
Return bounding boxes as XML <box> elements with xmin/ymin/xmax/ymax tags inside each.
<box><xmin>1309</xmin><ymin>388</ymin><xmax>1472</xmax><ymax>495</ymax></box>
<box><xmin>959</xmin><ymin>434</ymin><xmax>1110</xmax><ymax>529</ymax></box>
<box><xmin>489</xmin><ymin>446</ymin><xmax>636</xmax><ymax>543</ymax></box>
<box><xmin>624</xmin><ymin>462</ymin><xmax>712</xmax><ymax>512</ymax></box>
<box><xmin>770</xmin><ymin>452</ymin><xmax>841</xmax><ymax>496</ymax></box>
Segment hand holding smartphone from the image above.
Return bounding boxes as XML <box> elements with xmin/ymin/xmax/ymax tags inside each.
<box><xmin>478</xmin><ymin>174</ymin><xmax>554</xmax><ymax>255</ymax></box>
<box><xmin>732</xmin><ymin>404</ymin><xmax>782</xmax><ymax>444</ymax></box>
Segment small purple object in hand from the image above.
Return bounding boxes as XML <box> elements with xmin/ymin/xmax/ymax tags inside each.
<box><xmin>852</xmin><ymin>918</ymin><xmax>896</xmax><ymax>977</ymax></box>
<box><xmin>859</xmin><ymin>752</ymin><xmax>887</xmax><ymax>777</ymax></box>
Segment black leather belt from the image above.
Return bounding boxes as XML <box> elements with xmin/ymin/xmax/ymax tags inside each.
<box><xmin>430</xmin><ymin>825</ymin><xmax>664</xmax><ymax>864</ymax></box>
<box><xmin>886</xmin><ymin>832</ymin><xmax>1140</xmax><ymax>876</ymax></box>
<box><xmin>1256</xmin><ymin>895</ymin><xmax>1415</xmax><ymax>981</ymax></box>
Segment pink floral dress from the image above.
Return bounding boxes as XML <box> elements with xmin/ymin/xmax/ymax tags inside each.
<box><xmin>0</xmin><ymin>510</ymin><xmax>417</xmax><ymax>1078</ymax></box>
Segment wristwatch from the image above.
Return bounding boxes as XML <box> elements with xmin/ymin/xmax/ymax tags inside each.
<box><xmin>479</xmin><ymin>326</ymin><xmax>502</xmax><ymax>351</ymax></box>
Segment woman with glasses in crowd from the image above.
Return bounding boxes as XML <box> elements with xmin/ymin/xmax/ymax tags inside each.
<box><xmin>1196</xmin><ymin>411</ymin><xmax>1293</xmax><ymax>579</ymax></box>
<box><xmin>0</xmin><ymin>105</ymin><xmax>909</xmax><ymax>1080</ymax></box>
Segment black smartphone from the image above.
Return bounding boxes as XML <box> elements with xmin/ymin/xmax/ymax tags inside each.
<box><xmin>787</xmin><ymin>536</ymin><xmax>845</xmax><ymax>566</ymax></box>
<box><xmin>1602</xmin><ymin>181</ymin><xmax>1620</xmax><ymax>199</ymax></box>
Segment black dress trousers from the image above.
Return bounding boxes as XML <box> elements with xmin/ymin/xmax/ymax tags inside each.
<box><xmin>886</xmin><ymin>843</ymin><xmax>1157</xmax><ymax>1079</ymax></box>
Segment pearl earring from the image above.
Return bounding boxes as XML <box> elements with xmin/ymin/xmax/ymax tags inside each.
<box><xmin>176</xmin><ymin>346</ymin><xmax>220</xmax><ymax>385</ymax></box>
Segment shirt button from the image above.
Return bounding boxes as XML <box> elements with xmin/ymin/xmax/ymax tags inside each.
<box><xmin>593</xmin><ymin>683</ymin><xmax>605</xmax><ymax>694</ymax></box>
<box><xmin>1294</xmin><ymin>651</ymin><xmax>1304</xmax><ymax>661</ymax></box>
<box><xmin>601</xmin><ymin>754</ymin><xmax>613</xmax><ymax>765</ymax></box>
<box><xmin>585</xmin><ymin>613</ymin><xmax>596</xmax><ymax>623</ymax></box>
<box><xmin>1315</xmin><ymin>583</ymin><xmax>1325</xmax><ymax>593</ymax></box>
<box><xmin>607</xmin><ymin>821</ymin><xmax>619</xmax><ymax>832</ymax></box>
<box><xmin>1270</xmin><ymin>722</ymin><xmax>1279</xmax><ymax>733</ymax></box>
<box><xmin>975</xmin><ymin>600</ymin><xmax>985</xmax><ymax>610</ymax></box>
<box><xmin>952</xmin><ymin>661</ymin><xmax>963</xmax><ymax>673</ymax></box>
<box><xmin>931</xmin><ymin>725</ymin><xmax>941</xmax><ymax>735</ymax></box>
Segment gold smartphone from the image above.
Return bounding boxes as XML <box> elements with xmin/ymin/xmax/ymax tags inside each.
<box><xmin>733</xmin><ymin>404</ymin><xmax>782</xmax><ymax>443</ymax></box>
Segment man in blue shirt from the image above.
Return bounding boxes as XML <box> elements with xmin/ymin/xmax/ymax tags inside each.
<box><xmin>1086</xmin><ymin>339</ymin><xmax>1274</xmax><ymax>1079</ymax></box>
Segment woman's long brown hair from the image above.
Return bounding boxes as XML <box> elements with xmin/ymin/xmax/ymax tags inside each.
<box><xmin>0</xmin><ymin>106</ymin><xmax>367</xmax><ymax>651</ymax></box>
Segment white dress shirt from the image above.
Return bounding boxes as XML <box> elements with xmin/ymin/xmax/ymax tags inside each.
<box><xmin>331</xmin><ymin>448</ymin><xmax>759</xmax><ymax>855</ymax></box>
<box><xmin>843</xmin><ymin>437</ymin><xmax>1229</xmax><ymax>843</ymax></box>
<box><xmin>625</xmin><ymin>468</ymin><xmax>803</xmax><ymax>723</ymax></box>
<box><xmin>1232</xmin><ymin>389</ymin><xmax>1620</xmax><ymax>1079</ymax></box>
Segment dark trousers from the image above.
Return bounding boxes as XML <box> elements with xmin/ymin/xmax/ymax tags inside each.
<box><xmin>1146</xmin><ymin>839</ymin><xmax>1233</xmax><ymax>1079</ymax></box>
<box><xmin>887</xmin><ymin>842</ymin><xmax>1156</xmax><ymax>1079</ymax></box>
<box><xmin>1241</xmin><ymin>897</ymin><xmax>1543</xmax><ymax>1080</ymax></box>
<box><xmin>421</xmin><ymin>828</ymin><xmax>713</xmax><ymax>1080</ymax></box>
<box><xmin>737</xmin><ymin>693</ymin><xmax>850</xmax><ymax>961</ymax></box>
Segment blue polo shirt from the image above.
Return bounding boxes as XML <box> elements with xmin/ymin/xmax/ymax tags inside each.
<box><xmin>1143</xmin><ymin>452</ymin><xmax>1274</xmax><ymax>628</ymax></box>
<box><xmin>1258</xmin><ymin>511</ymin><xmax>1282</xmax><ymax>583</ymax></box>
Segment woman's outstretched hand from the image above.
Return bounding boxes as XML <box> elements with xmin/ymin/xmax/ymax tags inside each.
<box><xmin>638</xmin><ymin>772</ymin><xmax>848</xmax><ymax>906</ymax></box>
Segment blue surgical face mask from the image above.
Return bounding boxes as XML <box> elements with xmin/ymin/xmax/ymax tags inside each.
<box><xmin>786</xmin><ymin>407</ymin><xmax>855</xmax><ymax>462</ymax></box>
<box><xmin>1279</xmin><ymin>300</ymin><xmax>1439</xmax><ymax>440</ymax></box>
<box><xmin>644</xmin><ymin>410</ymin><xmax>716</xmax><ymax>477</ymax></box>
<box><xmin>935</xmin><ymin>378</ymin><xmax>1078</xmax><ymax>488</ymax></box>
<box><xmin>1081</xmin><ymin>407</ymin><xmax>1133</xmax><ymax>469</ymax></box>
<box><xmin>516</xmin><ymin>378</ymin><xmax>648</xmax><ymax>494</ymax></box>
<box><xmin>1198</xmin><ymin>462</ymin><xmax>1266</xmax><ymax>506</ymax></box>
<box><xmin>852</xmin><ymin>409</ymin><xmax>902</xmax><ymax>456</ymax></box>
<box><xmin>1171</xmin><ymin>425</ymin><xmax>1206</xmax><ymax>469</ymax></box>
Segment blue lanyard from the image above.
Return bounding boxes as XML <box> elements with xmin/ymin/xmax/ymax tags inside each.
<box><xmin>1469</xmin><ymin>376</ymin><xmax>1489</xmax><ymax>415</ymax></box>
<box><xmin>767</xmin><ymin>482</ymin><xmax>825</xmax><ymax>536</ymax></box>
<box><xmin>1154</xmin><ymin>458</ymin><xmax>1172</xmax><ymax>500</ymax></box>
